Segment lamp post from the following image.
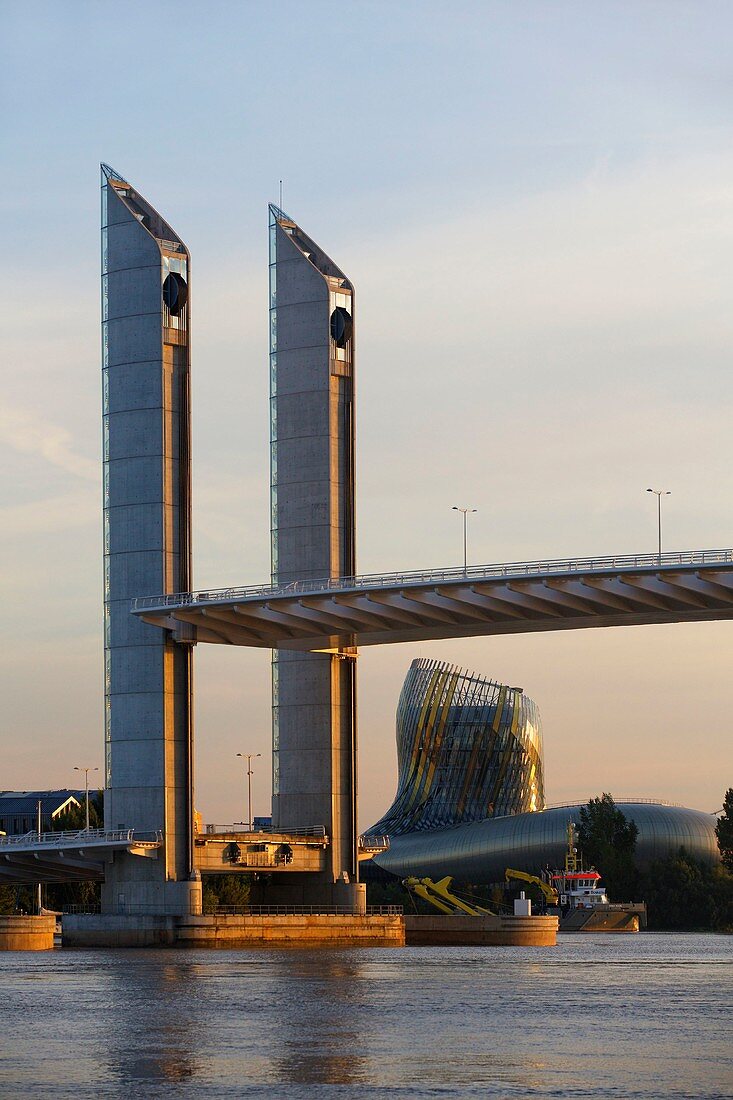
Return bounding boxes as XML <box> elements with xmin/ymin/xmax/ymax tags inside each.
<box><xmin>236</xmin><ymin>753</ymin><xmax>262</xmax><ymax>831</ymax></box>
<box><xmin>73</xmin><ymin>766</ymin><xmax>99</xmax><ymax>831</ymax></box>
<box><xmin>452</xmin><ymin>506</ymin><xmax>477</xmax><ymax>573</ymax></box>
<box><xmin>37</xmin><ymin>799</ymin><xmax>42</xmax><ymax>915</ymax></box>
<box><xmin>646</xmin><ymin>488</ymin><xmax>671</xmax><ymax>565</ymax></box>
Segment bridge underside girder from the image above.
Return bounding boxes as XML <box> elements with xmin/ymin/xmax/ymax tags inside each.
<box><xmin>0</xmin><ymin>854</ymin><xmax>105</xmax><ymax>884</ymax></box>
<box><xmin>136</xmin><ymin>564</ymin><xmax>733</xmax><ymax>651</ymax></box>
<box><xmin>0</xmin><ymin>837</ymin><xmax>160</xmax><ymax>885</ymax></box>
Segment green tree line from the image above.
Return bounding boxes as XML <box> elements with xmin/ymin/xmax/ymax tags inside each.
<box><xmin>578</xmin><ymin>791</ymin><xmax>733</xmax><ymax>932</ymax></box>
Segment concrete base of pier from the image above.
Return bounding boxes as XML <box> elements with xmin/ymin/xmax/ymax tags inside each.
<box><xmin>62</xmin><ymin>912</ymin><xmax>404</xmax><ymax>948</ymax></box>
<box><xmin>0</xmin><ymin>915</ymin><xmax>56</xmax><ymax>951</ymax></box>
<box><xmin>404</xmin><ymin>913</ymin><xmax>558</xmax><ymax>946</ymax></box>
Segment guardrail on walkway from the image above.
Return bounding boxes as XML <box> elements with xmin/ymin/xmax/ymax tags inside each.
<box><xmin>358</xmin><ymin>834</ymin><xmax>390</xmax><ymax>850</ymax></box>
<box><xmin>543</xmin><ymin>798</ymin><xmax>685</xmax><ymax>810</ymax></box>
<box><xmin>0</xmin><ymin>828</ymin><xmax>162</xmax><ymax>848</ymax></box>
<box><xmin>133</xmin><ymin>547</ymin><xmax>733</xmax><ymax>611</ymax></box>
<box><xmin>62</xmin><ymin>904</ymin><xmax>404</xmax><ymax>917</ymax></box>
<box><xmin>209</xmin><ymin>904</ymin><xmax>404</xmax><ymax>916</ymax></box>
<box><xmin>202</xmin><ymin>824</ymin><xmax>327</xmax><ymax>837</ymax></box>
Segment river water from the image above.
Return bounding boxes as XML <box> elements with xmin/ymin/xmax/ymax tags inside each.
<box><xmin>1</xmin><ymin>933</ymin><xmax>731</xmax><ymax>1098</ymax></box>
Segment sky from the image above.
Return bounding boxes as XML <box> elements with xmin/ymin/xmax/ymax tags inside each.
<box><xmin>1</xmin><ymin>0</ymin><xmax>732</xmax><ymax>828</ymax></box>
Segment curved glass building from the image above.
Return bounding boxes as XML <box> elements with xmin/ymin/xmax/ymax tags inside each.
<box><xmin>370</xmin><ymin>658</ymin><xmax>544</xmax><ymax>834</ymax></box>
<box><xmin>373</xmin><ymin>801</ymin><xmax>720</xmax><ymax>881</ymax></box>
<box><xmin>369</xmin><ymin>657</ymin><xmax>719</xmax><ymax>882</ymax></box>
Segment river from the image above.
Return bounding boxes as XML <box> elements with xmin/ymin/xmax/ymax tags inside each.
<box><xmin>1</xmin><ymin>933</ymin><xmax>731</xmax><ymax>1098</ymax></box>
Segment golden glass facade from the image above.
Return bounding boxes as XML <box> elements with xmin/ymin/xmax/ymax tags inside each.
<box><xmin>371</xmin><ymin>658</ymin><xmax>544</xmax><ymax>835</ymax></box>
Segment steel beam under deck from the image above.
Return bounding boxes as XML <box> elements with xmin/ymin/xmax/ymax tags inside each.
<box><xmin>133</xmin><ymin>550</ymin><xmax>733</xmax><ymax>652</ymax></box>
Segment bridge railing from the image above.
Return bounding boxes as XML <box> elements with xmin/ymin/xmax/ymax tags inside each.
<box><xmin>358</xmin><ymin>834</ymin><xmax>390</xmax><ymax>851</ymax></box>
<box><xmin>208</xmin><ymin>904</ymin><xmax>404</xmax><ymax>916</ymax></box>
<box><xmin>0</xmin><ymin>829</ymin><xmax>162</xmax><ymax>848</ymax></box>
<box><xmin>132</xmin><ymin>547</ymin><xmax>733</xmax><ymax>612</ymax></box>
<box><xmin>543</xmin><ymin>797</ymin><xmax>685</xmax><ymax>810</ymax></box>
<box><xmin>62</xmin><ymin>903</ymin><xmax>404</xmax><ymax>917</ymax></box>
<box><xmin>201</xmin><ymin>824</ymin><xmax>327</xmax><ymax>838</ymax></box>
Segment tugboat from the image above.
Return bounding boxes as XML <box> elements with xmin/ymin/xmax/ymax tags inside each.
<box><xmin>547</xmin><ymin>822</ymin><xmax>645</xmax><ymax>932</ymax></box>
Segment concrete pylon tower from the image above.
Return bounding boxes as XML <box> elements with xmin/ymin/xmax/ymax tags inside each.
<box><xmin>101</xmin><ymin>165</ymin><xmax>200</xmax><ymax>916</ymax></box>
<box><xmin>268</xmin><ymin>205</ymin><xmax>362</xmax><ymax>909</ymax></box>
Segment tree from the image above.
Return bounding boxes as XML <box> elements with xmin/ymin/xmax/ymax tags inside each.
<box><xmin>0</xmin><ymin>884</ymin><xmax>35</xmax><ymax>916</ymax></box>
<box><xmin>577</xmin><ymin>793</ymin><xmax>639</xmax><ymax>901</ymax></box>
<box><xmin>640</xmin><ymin>850</ymin><xmax>733</xmax><ymax>932</ymax></box>
<box><xmin>202</xmin><ymin>874</ymin><xmax>252</xmax><ymax>913</ymax></box>
<box><xmin>715</xmin><ymin>788</ymin><xmax>733</xmax><ymax>871</ymax></box>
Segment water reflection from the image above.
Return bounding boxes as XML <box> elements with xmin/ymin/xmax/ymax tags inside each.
<box><xmin>1</xmin><ymin>937</ymin><xmax>731</xmax><ymax>1097</ymax></box>
<box><xmin>104</xmin><ymin>955</ymin><xmax>202</xmax><ymax>1088</ymax></box>
<box><xmin>269</xmin><ymin>954</ymin><xmax>368</xmax><ymax>1085</ymax></box>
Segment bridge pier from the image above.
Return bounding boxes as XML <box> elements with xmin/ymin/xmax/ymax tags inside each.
<box><xmin>268</xmin><ymin>205</ymin><xmax>360</xmax><ymax>909</ymax></box>
<box><xmin>101</xmin><ymin>165</ymin><xmax>197</xmax><ymax>918</ymax></box>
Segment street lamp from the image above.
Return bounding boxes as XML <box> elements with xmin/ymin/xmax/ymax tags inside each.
<box><xmin>452</xmin><ymin>506</ymin><xmax>477</xmax><ymax>573</ymax></box>
<box><xmin>73</xmin><ymin>766</ymin><xmax>99</xmax><ymax>831</ymax></box>
<box><xmin>646</xmin><ymin>488</ymin><xmax>671</xmax><ymax>565</ymax></box>
<box><xmin>236</xmin><ymin>753</ymin><xmax>262</xmax><ymax>831</ymax></box>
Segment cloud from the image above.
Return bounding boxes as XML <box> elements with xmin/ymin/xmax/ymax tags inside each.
<box><xmin>0</xmin><ymin>402</ymin><xmax>98</xmax><ymax>483</ymax></box>
<box><xmin>0</xmin><ymin>488</ymin><xmax>98</xmax><ymax>537</ymax></box>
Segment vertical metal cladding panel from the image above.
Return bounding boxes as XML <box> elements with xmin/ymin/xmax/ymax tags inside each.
<box><xmin>370</xmin><ymin>658</ymin><xmax>545</xmax><ymax>835</ymax></box>
<box><xmin>101</xmin><ymin>165</ymin><xmax>193</xmax><ymax>906</ymax></box>
<box><xmin>268</xmin><ymin>205</ymin><xmax>358</xmax><ymax>888</ymax></box>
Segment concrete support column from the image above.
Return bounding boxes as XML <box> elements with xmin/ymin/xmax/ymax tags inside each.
<box><xmin>101</xmin><ymin>165</ymin><xmax>199</xmax><ymax>917</ymax></box>
<box><xmin>269</xmin><ymin>205</ymin><xmax>360</xmax><ymax>907</ymax></box>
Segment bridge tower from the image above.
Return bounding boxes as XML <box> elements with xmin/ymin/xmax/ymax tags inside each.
<box><xmin>100</xmin><ymin>165</ymin><xmax>199</xmax><ymax>916</ymax></box>
<box><xmin>268</xmin><ymin>205</ymin><xmax>363</xmax><ymax>909</ymax></box>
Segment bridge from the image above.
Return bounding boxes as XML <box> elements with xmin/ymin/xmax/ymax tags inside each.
<box><xmin>0</xmin><ymin>827</ymin><xmax>389</xmax><ymax>885</ymax></box>
<box><xmin>0</xmin><ymin>829</ymin><xmax>162</xmax><ymax>885</ymax></box>
<box><xmin>133</xmin><ymin>548</ymin><xmax>733</xmax><ymax>651</ymax></box>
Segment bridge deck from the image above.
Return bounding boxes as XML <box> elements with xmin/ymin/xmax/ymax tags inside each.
<box><xmin>0</xmin><ymin>829</ymin><xmax>161</xmax><ymax>884</ymax></box>
<box><xmin>133</xmin><ymin>549</ymin><xmax>733</xmax><ymax>651</ymax></box>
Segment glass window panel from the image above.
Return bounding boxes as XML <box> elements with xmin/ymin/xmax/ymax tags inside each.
<box><xmin>271</xmin><ymin>531</ymin><xmax>278</xmax><ymax>576</ymax></box>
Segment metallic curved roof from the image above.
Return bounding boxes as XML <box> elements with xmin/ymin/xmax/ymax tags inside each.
<box><xmin>374</xmin><ymin>801</ymin><xmax>719</xmax><ymax>882</ymax></box>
